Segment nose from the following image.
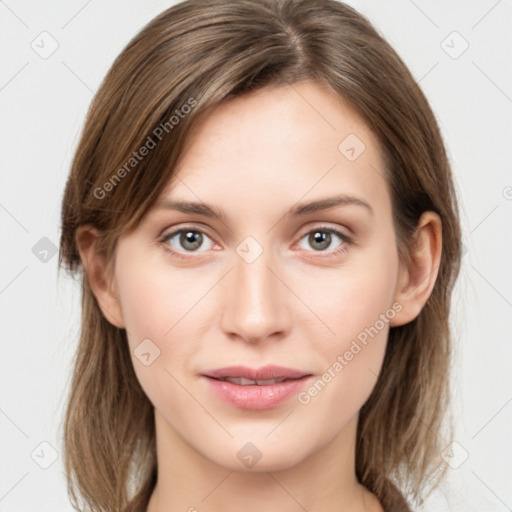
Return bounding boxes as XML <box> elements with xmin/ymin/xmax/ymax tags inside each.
<box><xmin>220</xmin><ymin>245</ymin><xmax>291</xmax><ymax>344</ymax></box>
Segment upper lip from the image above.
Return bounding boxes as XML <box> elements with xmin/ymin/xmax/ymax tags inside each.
<box><xmin>201</xmin><ymin>365</ymin><xmax>312</xmax><ymax>381</ymax></box>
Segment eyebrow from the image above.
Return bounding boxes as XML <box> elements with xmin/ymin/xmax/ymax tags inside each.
<box><xmin>153</xmin><ymin>194</ymin><xmax>374</xmax><ymax>220</ymax></box>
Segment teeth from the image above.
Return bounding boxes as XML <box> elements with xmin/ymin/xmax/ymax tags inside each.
<box><xmin>220</xmin><ymin>377</ymin><xmax>288</xmax><ymax>385</ymax></box>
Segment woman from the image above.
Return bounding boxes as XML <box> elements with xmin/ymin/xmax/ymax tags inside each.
<box><xmin>58</xmin><ymin>1</ymin><xmax>462</xmax><ymax>511</ymax></box>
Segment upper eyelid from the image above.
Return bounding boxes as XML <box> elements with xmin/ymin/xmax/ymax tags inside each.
<box><xmin>161</xmin><ymin>224</ymin><xmax>217</xmax><ymax>242</ymax></box>
<box><xmin>160</xmin><ymin>223</ymin><xmax>352</xmax><ymax>248</ymax></box>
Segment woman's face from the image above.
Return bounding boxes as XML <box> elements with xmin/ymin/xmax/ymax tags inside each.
<box><xmin>106</xmin><ymin>80</ymin><xmax>407</xmax><ymax>470</ymax></box>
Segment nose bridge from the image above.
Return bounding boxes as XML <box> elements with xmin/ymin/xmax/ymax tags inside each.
<box><xmin>220</xmin><ymin>239</ymin><xmax>288</xmax><ymax>343</ymax></box>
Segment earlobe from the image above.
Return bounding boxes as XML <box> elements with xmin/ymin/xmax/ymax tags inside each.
<box><xmin>75</xmin><ymin>225</ymin><xmax>126</xmax><ymax>329</ymax></box>
<box><xmin>390</xmin><ymin>211</ymin><xmax>442</xmax><ymax>327</ymax></box>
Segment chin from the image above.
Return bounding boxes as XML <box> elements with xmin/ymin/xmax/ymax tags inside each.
<box><xmin>200</xmin><ymin>436</ymin><xmax>313</xmax><ymax>473</ymax></box>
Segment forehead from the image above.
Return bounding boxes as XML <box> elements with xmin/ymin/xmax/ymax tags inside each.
<box><xmin>154</xmin><ymin>81</ymin><xmax>391</xmax><ymax>222</ymax></box>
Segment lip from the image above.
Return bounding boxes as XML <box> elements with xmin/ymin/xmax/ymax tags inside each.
<box><xmin>201</xmin><ymin>365</ymin><xmax>311</xmax><ymax>381</ymax></box>
<box><xmin>200</xmin><ymin>365</ymin><xmax>313</xmax><ymax>410</ymax></box>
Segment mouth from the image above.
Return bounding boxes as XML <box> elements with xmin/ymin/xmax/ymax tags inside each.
<box><xmin>200</xmin><ymin>365</ymin><xmax>313</xmax><ymax>410</ymax></box>
<box><xmin>211</xmin><ymin>376</ymin><xmax>300</xmax><ymax>386</ymax></box>
<box><xmin>200</xmin><ymin>364</ymin><xmax>312</xmax><ymax>381</ymax></box>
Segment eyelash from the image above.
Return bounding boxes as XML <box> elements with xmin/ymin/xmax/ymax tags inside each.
<box><xmin>158</xmin><ymin>225</ymin><xmax>353</xmax><ymax>261</ymax></box>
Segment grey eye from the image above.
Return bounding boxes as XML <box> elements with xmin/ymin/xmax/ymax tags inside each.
<box><xmin>298</xmin><ymin>229</ymin><xmax>344</xmax><ymax>252</ymax></box>
<box><xmin>163</xmin><ymin>229</ymin><xmax>214</xmax><ymax>252</ymax></box>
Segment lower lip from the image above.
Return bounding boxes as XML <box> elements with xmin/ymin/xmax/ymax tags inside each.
<box><xmin>201</xmin><ymin>375</ymin><xmax>312</xmax><ymax>410</ymax></box>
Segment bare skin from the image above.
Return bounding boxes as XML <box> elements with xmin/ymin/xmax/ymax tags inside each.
<box><xmin>77</xmin><ymin>80</ymin><xmax>442</xmax><ymax>512</ymax></box>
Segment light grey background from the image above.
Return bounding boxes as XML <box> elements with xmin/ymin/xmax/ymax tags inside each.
<box><xmin>1</xmin><ymin>1</ymin><xmax>511</xmax><ymax>510</ymax></box>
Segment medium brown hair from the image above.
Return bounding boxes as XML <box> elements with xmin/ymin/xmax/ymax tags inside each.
<box><xmin>58</xmin><ymin>1</ymin><xmax>462</xmax><ymax>510</ymax></box>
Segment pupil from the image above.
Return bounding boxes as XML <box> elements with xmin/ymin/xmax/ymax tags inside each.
<box><xmin>311</xmin><ymin>231</ymin><xmax>330</xmax><ymax>250</ymax></box>
<box><xmin>182</xmin><ymin>231</ymin><xmax>202</xmax><ymax>250</ymax></box>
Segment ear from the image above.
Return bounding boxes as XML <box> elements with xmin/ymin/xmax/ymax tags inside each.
<box><xmin>390</xmin><ymin>211</ymin><xmax>442</xmax><ymax>327</ymax></box>
<box><xmin>75</xmin><ymin>225</ymin><xmax>125</xmax><ymax>329</ymax></box>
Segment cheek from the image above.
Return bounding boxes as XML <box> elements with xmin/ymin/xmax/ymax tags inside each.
<box><xmin>303</xmin><ymin>242</ymin><xmax>399</xmax><ymax>402</ymax></box>
<box><xmin>318</xmin><ymin>276</ymin><xmax>394</xmax><ymax>381</ymax></box>
<box><xmin>113</xmin><ymin>249</ymin><xmax>205</xmax><ymax>396</ymax></box>
<box><xmin>307</xmin><ymin>240</ymin><xmax>399</xmax><ymax>349</ymax></box>
<box><xmin>114</xmin><ymin>241</ymin><xmax>207</xmax><ymax>344</ymax></box>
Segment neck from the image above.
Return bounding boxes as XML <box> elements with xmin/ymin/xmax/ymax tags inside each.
<box><xmin>146</xmin><ymin>409</ymin><xmax>382</xmax><ymax>512</ymax></box>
